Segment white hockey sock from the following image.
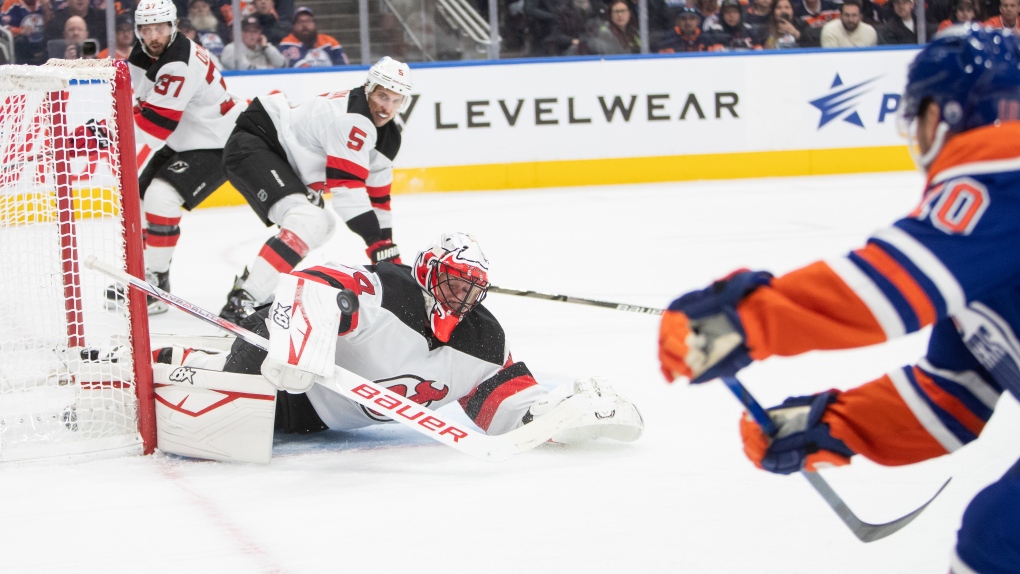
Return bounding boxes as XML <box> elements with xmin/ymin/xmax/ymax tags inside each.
<box><xmin>143</xmin><ymin>178</ymin><xmax>185</xmax><ymax>274</ymax></box>
<box><xmin>242</xmin><ymin>258</ymin><xmax>283</xmax><ymax>304</ymax></box>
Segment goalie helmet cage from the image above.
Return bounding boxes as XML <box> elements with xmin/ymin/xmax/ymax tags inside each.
<box><xmin>0</xmin><ymin>59</ymin><xmax>155</xmax><ymax>462</ymax></box>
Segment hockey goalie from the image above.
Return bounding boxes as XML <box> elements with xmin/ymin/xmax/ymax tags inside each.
<box><xmin>152</xmin><ymin>232</ymin><xmax>644</xmax><ymax>463</ymax></box>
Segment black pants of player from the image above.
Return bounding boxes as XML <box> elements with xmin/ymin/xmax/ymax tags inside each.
<box><xmin>222</xmin><ymin>307</ymin><xmax>328</xmax><ymax>434</ymax></box>
<box><xmin>139</xmin><ymin>146</ymin><xmax>228</xmax><ymax>210</ymax></box>
<box><xmin>222</xmin><ymin>127</ymin><xmax>319</xmax><ymax>227</ymax></box>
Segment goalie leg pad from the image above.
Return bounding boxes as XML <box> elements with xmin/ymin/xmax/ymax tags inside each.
<box><xmin>153</xmin><ymin>363</ymin><xmax>277</xmax><ymax>464</ymax></box>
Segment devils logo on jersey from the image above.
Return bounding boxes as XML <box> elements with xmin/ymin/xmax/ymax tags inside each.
<box><xmin>360</xmin><ymin>374</ymin><xmax>449</xmax><ymax>422</ymax></box>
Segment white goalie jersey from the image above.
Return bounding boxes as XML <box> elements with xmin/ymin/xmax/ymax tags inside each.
<box><xmin>282</xmin><ymin>262</ymin><xmax>548</xmax><ymax>435</ymax></box>
<box><xmin>128</xmin><ymin>33</ymin><xmax>244</xmax><ymax>158</ymax></box>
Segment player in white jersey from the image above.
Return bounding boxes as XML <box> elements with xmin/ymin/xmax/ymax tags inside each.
<box><xmin>105</xmin><ymin>0</ymin><xmax>245</xmax><ymax>314</ymax></box>
<box><xmin>217</xmin><ymin>56</ymin><xmax>410</xmax><ymax>324</ymax></box>
<box><xmin>164</xmin><ymin>233</ymin><xmax>644</xmax><ymax>443</ymax></box>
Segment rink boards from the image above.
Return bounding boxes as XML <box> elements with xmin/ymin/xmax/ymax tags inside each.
<box><xmin>204</xmin><ymin>47</ymin><xmax>920</xmax><ymax>202</ymax></box>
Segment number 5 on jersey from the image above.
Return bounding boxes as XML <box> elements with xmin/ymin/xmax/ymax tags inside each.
<box><xmin>347</xmin><ymin>127</ymin><xmax>367</xmax><ymax>151</ymax></box>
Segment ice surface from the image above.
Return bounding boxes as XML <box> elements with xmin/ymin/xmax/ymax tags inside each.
<box><xmin>2</xmin><ymin>171</ymin><xmax>1016</xmax><ymax>573</ymax></box>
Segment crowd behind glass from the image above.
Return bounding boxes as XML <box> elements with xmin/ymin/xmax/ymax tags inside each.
<box><xmin>0</xmin><ymin>0</ymin><xmax>1007</xmax><ymax>65</ymax></box>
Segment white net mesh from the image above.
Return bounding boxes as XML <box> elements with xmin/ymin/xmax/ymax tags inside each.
<box><xmin>0</xmin><ymin>60</ymin><xmax>143</xmax><ymax>461</ymax></box>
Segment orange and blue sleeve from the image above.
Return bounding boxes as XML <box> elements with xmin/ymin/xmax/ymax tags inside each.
<box><xmin>827</xmin><ymin>317</ymin><xmax>1002</xmax><ymax>466</ymax></box>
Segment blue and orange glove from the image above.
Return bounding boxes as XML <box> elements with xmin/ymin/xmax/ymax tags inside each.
<box><xmin>658</xmin><ymin>270</ymin><xmax>772</xmax><ymax>384</ymax></box>
<box><xmin>740</xmin><ymin>391</ymin><xmax>856</xmax><ymax>474</ymax></box>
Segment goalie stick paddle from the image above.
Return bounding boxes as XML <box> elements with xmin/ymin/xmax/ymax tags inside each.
<box><xmin>490</xmin><ymin>283</ymin><xmax>949</xmax><ymax>540</ymax></box>
<box><xmin>721</xmin><ymin>376</ymin><xmax>951</xmax><ymax>542</ymax></box>
<box><xmin>86</xmin><ymin>256</ymin><xmax>590</xmax><ymax>463</ymax></box>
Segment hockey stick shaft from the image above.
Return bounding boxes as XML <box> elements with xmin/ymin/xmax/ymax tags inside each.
<box><xmin>86</xmin><ymin>256</ymin><xmax>589</xmax><ymax>462</ymax></box>
<box><xmin>720</xmin><ymin>376</ymin><xmax>949</xmax><ymax>542</ymax></box>
<box><xmin>489</xmin><ymin>286</ymin><xmax>664</xmax><ymax>316</ymax></box>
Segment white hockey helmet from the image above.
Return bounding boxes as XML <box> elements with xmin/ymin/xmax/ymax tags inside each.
<box><xmin>365</xmin><ymin>56</ymin><xmax>413</xmax><ymax>112</ymax></box>
<box><xmin>413</xmin><ymin>232</ymin><xmax>490</xmax><ymax>342</ymax></box>
<box><xmin>134</xmin><ymin>0</ymin><xmax>178</xmax><ymax>54</ymax></box>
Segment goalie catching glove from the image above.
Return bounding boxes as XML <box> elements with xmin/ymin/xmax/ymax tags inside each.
<box><xmin>523</xmin><ymin>378</ymin><xmax>643</xmax><ymax>444</ymax></box>
<box><xmin>740</xmin><ymin>390</ymin><xmax>856</xmax><ymax>474</ymax></box>
<box><xmin>262</xmin><ymin>273</ymin><xmax>353</xmax><ymax>393</ymax></box>
<box><xmin>658</xmin><ymin>270</ymin><xmax>772</xmax><ymax>384</ymax></box>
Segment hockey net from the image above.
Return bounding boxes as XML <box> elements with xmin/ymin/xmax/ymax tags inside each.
<box><xmin>0</xmin><ymin>59</ymin><xmax>155</xmax><ymax>462</ymax></box>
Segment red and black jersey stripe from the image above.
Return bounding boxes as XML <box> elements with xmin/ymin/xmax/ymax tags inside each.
<box><xmin>326</xmin><ymin>155</ymin><xmax>368</xmax><ymax>188</ymax></box>
<box><xmin>458</xmin><ymin>361</ymin><xmax>538</xmax><ymax>431</ymax></box>
<box><xmin>136</xmin><ymin>102</ymin><xmax>183</xmax><ymax>140</ymax></box>
<box><xmin>258</xmin><ymin>229</ymin><xmax>309</xmax><ymax>273</ymax></box>
<box><xmin>367</xmin><ymin>184</ymin><xmax>391</xmax><ymax>210</ymax></box>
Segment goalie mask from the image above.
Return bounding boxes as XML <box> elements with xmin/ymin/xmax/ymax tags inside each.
<box><xmin>413</xmin><ymin>233</ymin><xmax>490</xmax><ymax>342</ymax></box>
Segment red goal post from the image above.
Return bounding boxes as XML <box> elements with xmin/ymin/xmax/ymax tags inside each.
<box><xmin>0</xmin><ymin>59</ymin><xmax>155</xmax><ymax>461</ymax></box>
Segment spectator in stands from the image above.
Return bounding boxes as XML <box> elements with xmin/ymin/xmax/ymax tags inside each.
<box><xmin>188</xmin><ymin>0</ymin><xmax>226</xmax><ymax>55</ymax></box>
<box><xmin>644</xmin><ymin>0</ymin><xmax>675</xmax><ymax>36</ymax></box>
<box><xmin>48</xmin><ymin>13</ymin><xmax>87</xmax><ymax>57</ymax></box>
<box><xmin>985</xmin><ymin>0</ymin><xmax>1019</xmax><ymax>30</ymax></box>
<box><xmin>694</xmin><ymin>0</ymin><xmax>720</xmax><ymax>30</ymax></box>
<box><xmin>249</xmin><ymin>0</ymin><xmax>287</xmax><ymax>45</ymax></box>
<box><xmin>216</xmin><ymin>0</ymin><xmax>250</xmax><ymax>24</ymax></box>
<box><xmin>97</xmin><ymin>12</ymin><xmax>132</xmax><ymax>58</ymax></box>
<box><xmin>177</xmin><ymin>14</ymin><xmax>195</xmax><ymax>37</ymax></box>
<box><xmin>762</xmin><ymin>0</ymin><xmax>819</xmax><ymax>47</ymax></box>
<box><xmin>280</xmin><ymin>6</ymin><xmax>349</xmax><ymax>67</ymax></box>
<box><xmin>703</xmin><ymin>0</ymin><xmax>763</xmax><ymax>49</ymax></box>
<box><xmin>878</xmin><ymin>0</ymin><xmax>935</xmax><ymax>42</ymax></box>
<box><xmin>820</xmin><ymin>0</ymin><xmax>877</xmax><ymax>45</ymax></box>
<box><xmin>177</xmin><ymin>15</ymin><xmax>222</xmax><ymax>65</ymax></box>
<box><xmin>745</xmin><ymin>0</ymin><xmax>772</xmax><ymax>26</ymax></box>
<box><xmin>525</xmin><ymin>0</ymin><xmax>566</xmax><ymax>55</ymax></box>
<box><xmin>45</xmin><ymin>0</ymin><xmax>104</xmax><ymax>46</ymax></box>
<box><xmin>657</xmin><ymin>6</ymin><xmax>711</xmax><ymax>51</ymax></box>
<box><xmin>938</xmin><ymin>0</ymin><xmax>978</xmax><ymax>30</ymax></box>
<box><xmin>594</xmin><ymin>0</ymin><xmax>642</xmax><ymax>53</ymax></box>
<box><xmin>545</xmin><ymin>0</ymin><xmax>600</xmax><ymax>55</ymax></box>
<box><xmin>220</xmin><ymin>14</ymin><xmax>285</xmax><ymax>68</ymax></box>
<box><xmin>793</xmin><ymin>0</ymin><xmax>840</xmax><ymax>28</ymax></box>
<box><xmin>216</xmin><ymin>0</ymin><xmax>291</xmax><ymax>27</ymax></box>
<box><xmin>62</xmin><ymin>11</ymin><xmax>85</xmax><ymax>53</ymax></box>
<box><xmin>2</xmin><ymin>0</ymin><xmax>52</xmax><ymax>65</ymax></box>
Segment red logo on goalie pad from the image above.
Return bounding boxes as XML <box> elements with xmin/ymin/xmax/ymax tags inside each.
<box><xmin>352</xmin><ymin>382</ymin><xmax>466</xmax><ymax>442</ymax></box>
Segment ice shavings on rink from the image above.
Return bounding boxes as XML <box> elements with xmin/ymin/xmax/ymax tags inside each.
<box><xmin>1</xmin><ymin>171</ymin><xmax>1018</xmax><ymax>574</ymax></box>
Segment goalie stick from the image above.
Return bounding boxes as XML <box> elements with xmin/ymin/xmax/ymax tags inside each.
<box><xmin>492</xmin><ymin>283</ymin><xmax>948</xmax><ymax>541</ymax></box>
<box><xmin>85</xmin><ymin>256</ymin><xmax>591</xmax><ymax>463</ymax></box>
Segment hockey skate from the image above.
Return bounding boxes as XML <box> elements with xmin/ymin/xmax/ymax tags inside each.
<box><xmin>219</xmin><ymin>268</ymin><xmax>258</xmax><ymax>324</ymax></box>
<box><xmin>104</xmin><ymin>270</ymin><xmax>169</xmax><ymax>315</ymax></box>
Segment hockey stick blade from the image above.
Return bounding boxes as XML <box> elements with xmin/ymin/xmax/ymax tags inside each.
<box><xmin>489</xmin><ymin>285</ymin><xmax>663</xmax><ymax>316</ymax></box>
<box><xmin>720</xmin><ymin>377</ymin><xmax>949</xmax><ymax>542</ymax></box>
<box><xmin>802</xmin><ymin>469</ymin><xmax>951</xmax><ymax>542</ymax></box>
<box><xmin>86</xmin><ymin>256</ymin><xmax>590</xmax><ymax>462</ymax></box>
